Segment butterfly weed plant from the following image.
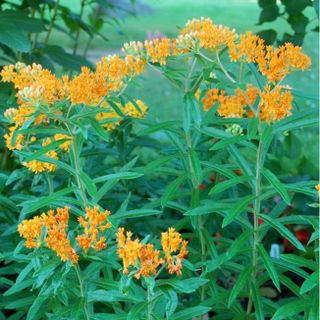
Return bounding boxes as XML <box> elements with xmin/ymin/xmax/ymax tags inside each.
<box><xmin>0</xmin><ymin>17</ymin><xmax>318</xmax><ymax>320</ymax></box>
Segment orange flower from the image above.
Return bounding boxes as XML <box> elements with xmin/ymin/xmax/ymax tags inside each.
<box><xmin>259</xmin><ymin>85</ymin><xmax>293</xmax><ymax>123</ymax></box>
<box><xmin>202</xmin><ymin>85</ymin><xmax>259</xmax><ymax>118</ymax></box>
<box><xmin>18</xmin><ymin>207</ymin><xmax>78</xmax><ymax>264</ymax></box>
<box><xmin>180</xmin><ymin>17</ymin><xmax>235</xmax><ymax>51</ymax></box>
<box><xmin>135</xmin><ymin>244</ymin><xmax>164</xmax><ymax>279</ymax></box>
<box><xmin>145</xmin><ymin>38</ymin><xmax>177</xmax><ymax>65</ymax></box>
<box><xmin>229</xmin><ymin>31</ymin><xmax>265</xmax><ymax>63</ymax></box>
<box><xmin>45</xmin><ymin>207</ymin><xmax>78</xmax><ymax>264</ymax></box>
<box><xmin>76</xmin><ymin>207</ymin><xmax>112</xmax><ymax>253</ymax></box>
<box><xmin>116</xmin><ymin>227</ymin><xmax>142</xmax><ymax>274</ymax></box>
<box><xmin>161</xmin><ymin>227</ymin><xmax>188</xmax><ymax>275</ymax></box>
<box><xmin>18</xmin><ymin>214</ymin><xmax>46</xmax><ymax>248</ymax></box>
<box><xmin>257</xmin><ymin>43</ymin><xmax>311</xmax><ymax>83</ymax></box>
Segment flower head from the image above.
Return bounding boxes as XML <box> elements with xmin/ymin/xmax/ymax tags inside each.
<box><xmin>76</xmin><ymin>207</ymin><xmax>112</xmax><ymax>253</ymax></box>
<box><xmin>161</xmin><ymin>227</ymin><xmax>188</xmax><ymax>275</ymax></box>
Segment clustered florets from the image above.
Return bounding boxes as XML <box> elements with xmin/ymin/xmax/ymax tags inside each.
<box><xmin>116</xmin><ymin>227</ymin><xmax>188</xmax><ymax>278</ymax></box>
<box><xmin>18</xmin><ymin>206</ymin><xmax>112</xmax><ymax>264</ymax></box>
<box><xmin>0</xmin><ymin>17</ymin><xmax>311</xmax><ymax>169</ymax></box>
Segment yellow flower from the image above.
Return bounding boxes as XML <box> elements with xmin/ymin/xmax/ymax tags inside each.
<box><xmin>54</xmin><ymin>134</ymin><xmax>72</xmax><ymax>152</ymax></box>
<box><xmin>23</xmin><ymin>138</ymin><xmax>58</xmax><ymax>174</ymax></box>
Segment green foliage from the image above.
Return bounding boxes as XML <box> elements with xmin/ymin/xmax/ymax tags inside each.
<box><xmin>0</xmin><ymin>5</ymin><xmax>319</xmax><ymax>320</ymax></box>
<box><xmin>257</xmin><ymin>0</ymin><xmax>319</xmax><ymax>45</ymax></box>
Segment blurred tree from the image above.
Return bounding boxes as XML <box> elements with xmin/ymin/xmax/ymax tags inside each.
<box><xmin>256</xmin><ymin>0</ymin><xmax>319</xmax><ymax>45</ymax></box>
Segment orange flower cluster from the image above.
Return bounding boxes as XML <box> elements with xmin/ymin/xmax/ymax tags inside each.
<box><xmin>122</xmin><ymin>38</ymin><xmax>178</xmax><ymax>66</ymax></box>
<box><xmin>256</xmin><ymin>43</ymin><xmax>311</xmax><ymax>83</ymax></box>
<box><xmin>145</xmin><ymin>38</ymin><xmax>178</xmax><ymax>65</ymax></box>
<box><xmin>76</xmin><ymin>207</ymin><xmax>112</xmax><ymax>252</ymax></box>
<box><xmin>66</xmin><ymin>55</ymin><xmax>145</xmax><ymax>106</ymax></box>
<box><xmin>161</xmin><ymin>227</ymin><xmax>188</xmax><ymax>275</ymax></box>
<box><xmin>18</xmin><ymin>206</ymin><xmax>112</xmax><ymax>264</ymax></box>
<box><xmin>18</xmin><ymin>207</ymin><xmax>78</xmax><ymax>264</ymax></box>
<box><xmin>229</xmin><ymin>31</ymin><xmax>265</xmax><ymax>63</ymax></box>
<box><xmin>259</xmin><ymin>85</ymin><xmax>293</xmax><ymax>122</ymax></box>
<box><xmin>179</xmin><ymin>17</ymin><xmax>235</xmax><ymax>51</ymax></box>
<box><xmin>202</xmin><ymin>85</ymin><xmax>259</xmax><ymax>118</ymax></box>
<box><xmin>117</xmin><ymin>227</ymin><xmax>188</xmax><ymax>278</ymax></box>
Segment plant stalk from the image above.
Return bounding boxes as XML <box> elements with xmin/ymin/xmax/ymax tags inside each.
<box><xmin>72</xmin><ymin>0</ymin><xmax>86</xmax><ymax>56</ymax></box>
<box><xmin>246</xmin><ymin>131</ymin><xmax>263</xmax><ymax>317</ymax></box>
<box><xmin>74</xmin><ymin>265</ymin><xmax>90</xmax><ymax>320</ymax></box>
<box><xmin>147</xmin><ymin>284</ymin><xmax>153</xmax><ymax>320</ymax></box>
<box><xmin>44</xmin><ymin>0</ymin><xmax>60</xmax><ymax>46</ymax></box>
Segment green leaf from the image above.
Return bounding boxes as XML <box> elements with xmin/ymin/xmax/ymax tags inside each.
<box><xmin>273</xmin><ymin>110</ymin><xmax>318</xmax><ymax>134</ymax></box>
<box><xmin>4</xmin><ymin>278</ymin><xmax>33</xmax><ymax>296</ymax></box>
<box><xmin>44</xmin><ymin>45</ymin><xmax>92</xmax><ymax>71</ymax></box>
<box><xmin>222</xmin><ymin>195</ymin><xmax>256</xmax><ymax>227</ymax></box>
<box><xmin>161</xmin><ymin>175</ymin><xmax>187</xmax><ymax>206</ymax></box>
<box><xmin>227</xmin><ymin>229</ymin><xmax>253</xmax><ymax>259</ymax></box>
<box><xmin>190</xmin><ymin>149</ymin><xmax>203</xmax><ymax>186</ymax></box>
<box><xmin>172</xmin><ymin>306</ymin><xmax>211</xmax><ymax>320</ymax></box>
<box><xmin>258</xmin><ymin>244</ymin><xmax>280</xmax><ymax>291</ymax></box>
<box><xmin>258</xmin><ymin>5</ymin><xmax>279</xmax><ymax>24</ymax></box>
<box><xmin>127</xmin><ymin>301</ymin><xmax>148</xmax><ymax>320</ymax></box>
<box><xmin>0</xmin><ymin>10</ymin><xmax>45</xmax><ymax>32</ymax></box>
<box><xmin>247</xmin><ymin>117</ymin><xmax>259</xmax><ymax>139</ymax></box>
<box><xmin>271</xmin><ymin>298</ymin><xmax>312</xmax><ymax>320</ymax></box>
<box><xmin>88</xmin><ymin>290</ymin><xmax>142</xmax><ymax>303</ymax></box>
<box><xmin>252</xmin><ymin>282</ymin><xmax>264</xmax><ymax>320</ymax></box>
<box><xmin>136</xmin><ymin>121</ymin><xmax>178</xmax><ymax>136</ymax></box>
<box><xmin>20</xmin><ymin>187</ymin><xmax>75</xmax><ymax>217</ymax></box>
<box><xmin>89</xmin><ymin>119</ymin><xmax>110</xmax><ymax>142</ymax></box>
<box><xmin>0</xmin><ymin>22</ymin><xmax>31</xmax><ymax>52</ymax></box>
<box><xmin>111</xmin><ymin>209</ymin><xmax>161</xmax><ymax>220</ymax></box>
<box><xmin>210</xmin><ymin>135</ymin><xmax>246</xmax><ymax>151</ymax></box>
<box><xmin>5</xmin><ymin>296</ymin><xmax>34</xmax><ymax>309</ymax></box>
<box><xmin>157</xmin><ymin>278</ymin><xmax>209</xmax><ymax>294</ymax></box>
<box><xmin>228</xmin><ymin>266</ymin><xmax>252</xmax><ymax>307</ymax></box>
<box><xmin>185</xmin><ymin>203</ymin><xmax>233</xmax><ymax>216</ymax></box>
<box><xmin>257</xmin><ymin>29</ymin><xmax>277</xmax><ymax>45</ymax></box>
<box><xmin>300</xmin><ymin>271</ymin><xmax>319</xmax><ymax>294</ymax></box>
<box><xmin>79</xmin><ymin>172</ymin><xmax>97</xmax><ymax>198</ymax></box>
<box><xmin>228</xmin><ymin>145</ymin><xmax>254</xmax><ymax>186</ymax></box>
<box><xmin>262</xmin><ymin>169</ymin><xmax>290</xmax><ymax>205</ymax></box>
<box><xmin>94</xmin><ymin>172</ymin><xmax>144</xmax><ymax>183</ymax></box>
<box><xmin>258</xmin><ymin>214</ymin><xmax>306</xmax><ymax>251</ymax></box>
<box><xmin>209</xmin><ymin>175</ymin><xmax>252</xmax><ymax>195</ymax></box>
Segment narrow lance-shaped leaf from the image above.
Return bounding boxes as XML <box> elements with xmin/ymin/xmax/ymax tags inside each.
<box><xmin>258</xmin><ymin>244</ymin><xmax>281</xmax><ymax>291</ymax></box>
<box><xmin>262</xmin><ymin>169</ymin><xmax>290</xmax><ymax>205</ymax></box>
<box><xmin>209</xmin><ymin>175</ymin><xmax>252</xmax><ymax>195</ymax></box>
<box><xmin>222</xmin><ymin>195</ymin><xmax>256</xmax><ymax>228</ymax></box>
<box><xmin>258</xmin><ymin>214</ymin><xmax>306</xmax><ymax>252</ymax></box>
<box><xmin>228</xmin><ymin>266</ymin><xmax>252</xmax><ymax>307</ymax></box>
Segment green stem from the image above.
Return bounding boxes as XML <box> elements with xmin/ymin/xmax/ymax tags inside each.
<box><xmin>147</xmin><ymin>284</ymin><xmax>153</xmax><ymax>320</ymax></box>
<box><xmin>215</xmin><ymin>51</ymin><xmax>236</xmax><ymax>84</ymax></box>
<box><xmin>74</xmin><ymin>265</ymin><xmax>90</xmax><ymax>320</ymax></box>
<box><xmin>72</xmin><ymin>0</ymin><xmax>86</xmax><ymax>56</ymax></box>
<box><xmin>246</xmin><ymin>131</ymin><xmax>263</xmax><ymax>316</ymax></box>
<box><xmin>65</xmin><ymin>124</ymin><xmax>88</xmax><ymax>206</ymax></box>
<box><xmin>44</xmin><ymin>0</ymin><xmax>60</xmax><ymax>46</ymax></box>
